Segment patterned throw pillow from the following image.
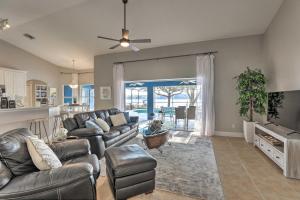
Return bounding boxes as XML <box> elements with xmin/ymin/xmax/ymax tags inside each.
<box><xmin>110</xmin><ymin>113</ymin><xmax>127</xmax><ymax>126</ymax></box>
<box><xmin>26</xmin><ymin>136</ymin><xmax>62</xmax><ymax>171</ymax></box>
<box><xmin>95</xmin><ymin>118</ymin><xmax>110</xmax><ymax>132</ymax></box>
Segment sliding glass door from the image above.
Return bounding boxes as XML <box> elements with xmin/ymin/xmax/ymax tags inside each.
<box><xmin>124</xmin><ymin>79</ymin><xmax>198</xmax><ymax>126</ymax></box>
<box><xmin>125</xmin><ymin>86</ymin><xmax>148</xmax><ymax>121</ymax></box>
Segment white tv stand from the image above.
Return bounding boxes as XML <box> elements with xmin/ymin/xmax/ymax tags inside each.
<box><xmin>254</xmin><ymin>123</ymin><xmax>300</xmax><ymax>178</ymax></box>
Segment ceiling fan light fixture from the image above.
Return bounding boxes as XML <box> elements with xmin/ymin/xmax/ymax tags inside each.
<box><xmin>97</xmin><ymin>0</ymin><xmax>151</xmax><ymax>51</ymax></box>
<box><xmin>0</xmin><ymin>18</ymin><xmax>10</xmax><ymax>30</ymax></box>
<box><xmin>120</xmin><ymin>40</ymin><xmax>129</xmax><ymax>47</ymax></box>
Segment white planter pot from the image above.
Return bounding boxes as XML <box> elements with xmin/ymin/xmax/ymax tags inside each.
<box><xmin>243</xmin><ymin>120</ymin><xmax>256</xmax><ymax>143</ymax></box>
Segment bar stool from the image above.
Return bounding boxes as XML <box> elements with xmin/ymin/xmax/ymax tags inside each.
<box><xmin>29</xmin><ymin>118</ymin><xmax>51</xmax><ymax>144</ymax></box>
<box><xmin>52</xmin><ymin>111</ymin><xmax>70</xmax><ymax>137</ymax></box>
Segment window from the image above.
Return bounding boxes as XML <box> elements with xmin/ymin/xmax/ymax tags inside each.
<box><xmin>63</xmin><ymin>85</ymin><xmax>74</xmax><ymax>104</ymax></box>
<box><xmin>125</xmin><ymin>87</ymin><xmax>148</xmax><ymax>121</ymax></box>
<box><xmin>81</xmin><ymin>84</ymin><xmax>95</xmax><ymax>111</ymax></box>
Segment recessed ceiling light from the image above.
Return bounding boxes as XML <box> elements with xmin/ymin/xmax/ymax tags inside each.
<box><xmin>0</xmin><ymin>18</ymin><xmax>10</xmax><ymax>31</ymax></box>
<box><xmin>23</xmin><ymin>33</ymin><xmax>35</xmax><ymax>40</ymax></box>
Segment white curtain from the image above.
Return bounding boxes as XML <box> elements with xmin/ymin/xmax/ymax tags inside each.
<box><xmin>113</xmin><ymin>63</ymin><xmax>125</xmax><ymax>111</ymax></box>
<box><xmin>195</xmin><ymin>55</ymin><xmax>215</xmax><ymax>136</ymax></box>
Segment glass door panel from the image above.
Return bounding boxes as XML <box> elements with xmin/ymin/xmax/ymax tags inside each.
<box><xmin>125</xmin><ymin>87</ymin><xmax>148</xmax><ymax>121</ymax></box>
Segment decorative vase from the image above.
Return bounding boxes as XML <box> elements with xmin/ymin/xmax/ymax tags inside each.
<box><xmin>243</xmin><ymin>120</ymin><xmax>256</xmax><ymax>143</ymax></box>
<box><xmin>56</xmin><ymin>128</ymin><xmax>68</xmax><ymax>141</ymax></box>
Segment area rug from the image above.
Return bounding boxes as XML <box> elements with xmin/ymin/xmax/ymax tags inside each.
<box><xmin>101</xmin><ymin>132</ymin><xmax>224</xmax><ymax>200</ymax></box>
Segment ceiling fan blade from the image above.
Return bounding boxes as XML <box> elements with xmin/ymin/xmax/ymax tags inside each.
<box><xmin>109</xmin><ymin>44</ymin><xmax>120</xmax><ymax>49</ymax></box>
<box><xmin>130</xmin><ymin>39</ymin><xmax>151</xmax><ymax>43</ymax></box>
<box><xmin>97</xmin><ymin>36</ymin><xmax>119</xmax><ymax>42</ymax></box>
<box><xmin>129</xmin><ymin>44</ymin><xmax>140</xmax><ymax>52</ymax></box>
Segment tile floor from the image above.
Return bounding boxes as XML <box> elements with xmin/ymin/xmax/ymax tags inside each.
<box><xmin>97</xmin><ymin>136</ymin><xmax>300</xmax><ymax>200</ymax></box>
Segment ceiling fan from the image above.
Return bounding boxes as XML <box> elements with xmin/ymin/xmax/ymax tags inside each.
<box><xmin>97</xmin><ymin>0</ymin><xmax>151</xmax><ymax>52</ymax></box>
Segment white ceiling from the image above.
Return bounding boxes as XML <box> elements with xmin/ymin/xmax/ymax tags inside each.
<box><xmin>0</xmin><ymin>0</ymin><xmax>283</xmax><ymax>69</ymax></box>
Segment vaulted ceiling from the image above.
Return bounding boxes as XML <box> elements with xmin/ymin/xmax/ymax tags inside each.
<box><xmin>0</xmin><ymin>0</ymin><xmax>283</xmax><ymax>69</ymax></box>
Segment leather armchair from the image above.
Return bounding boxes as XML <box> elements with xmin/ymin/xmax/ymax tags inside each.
<box><xmin>0</xmin><ymin>128</ymin><xmax>100</xmax><ymax>200</ymax></box>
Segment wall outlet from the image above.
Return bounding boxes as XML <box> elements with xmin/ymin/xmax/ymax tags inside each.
<box><xmin>231</xmin><ymin>124</ymin><xmax>236</xmax><ymax>129</ymax></box>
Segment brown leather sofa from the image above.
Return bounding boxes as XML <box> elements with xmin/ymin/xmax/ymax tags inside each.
<box><xmin>63</xmin><ymin>108</ymin><xmax>139</xmax><ymax>159</ymax></box>
<box><xmin>0</xmin><ymin>128</ymin><xmax>100</xmax><ymax>200</ymax></box>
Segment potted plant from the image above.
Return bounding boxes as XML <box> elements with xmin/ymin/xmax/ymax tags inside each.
<box><xmin>235</xmin><ymin>67</ymin><xmax>267</xmax><ymax>143</ymax></box>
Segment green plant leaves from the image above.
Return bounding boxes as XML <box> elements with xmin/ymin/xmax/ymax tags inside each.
<box><xmin>235</xmin><ymin>67</ymin><xmax>267</xmax><ymax>121</ymax></box>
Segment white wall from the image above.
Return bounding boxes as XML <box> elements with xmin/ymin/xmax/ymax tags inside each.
<box><xmin>0</xmin><ymin>39</ymin><xmax>69</xmax><ymax>104</ymax></box>
<box><xmin>263</xmin><ymin>0</ymin><xmax>300</xmax><ymax>92</ymax></box>
<box><xmin>94</xmin><ymin>35</ymin><xmax>265</xmax><ymax>132</ymax></box>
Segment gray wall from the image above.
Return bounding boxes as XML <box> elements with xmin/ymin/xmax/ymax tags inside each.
<box><xmin>0</xmin><ymin>39</ymin><xmax>69</xmax><ymax>104</ymax></box>
<box><xmin>263</xmin><ymin>0</ymin><xmax>300</xmax><ymax>92</ymax></box>
<box><xmin>94</xmin><ymin>35</ymin><xmax>265</xmax><ymax>132</ymax></box>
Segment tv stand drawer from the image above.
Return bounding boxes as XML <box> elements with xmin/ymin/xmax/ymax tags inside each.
<box><xmin>273</xmin><ymin>149</ymin><xmax>284</xmax><ymax>167</ymax></box>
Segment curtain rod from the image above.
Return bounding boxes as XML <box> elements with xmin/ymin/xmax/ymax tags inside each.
<box><xmin>60</xmin><ymin>72</ymin><xmax>93</xmax><ymax>75</ymax></box>
<box><xmin>113</xmin><ymin>51</ymin><xmax>218</xmax><ymax>65</ymax></box>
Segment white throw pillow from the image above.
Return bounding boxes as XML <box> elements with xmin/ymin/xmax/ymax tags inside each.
<box><xmin>95</xmin><ymin>118</ymin><xmax>110</xmax><ymax>132</ymax></box>
<box><xmin>110</xmin><ymin>113</ymin><xmax>127</xmax><ymax>127</ymax></box>
<box><xmin>26</xmin><ymin>136</ymin><xmax>62</xmax><ymax>170</ymax></box>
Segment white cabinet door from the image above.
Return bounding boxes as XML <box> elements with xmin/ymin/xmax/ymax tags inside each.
<box><xmin>4</xmin><ymin>70</ymin><xmax>14</xmax><ymax>98</ymax></box>
<box><xmin>0</xmin><ymin>70</ymin><xmax>4</xmax><ymax>85</ymax></box>
<box><xmin>13</xmin><ymin>71</ymin><xmax>27</xmax><ymax>97</ymax></box>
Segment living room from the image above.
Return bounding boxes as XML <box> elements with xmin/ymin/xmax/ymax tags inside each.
<box><xmin>0</xmin><ymin>0</ymin><xmax>300</xmax><ymax>200</ymax></box>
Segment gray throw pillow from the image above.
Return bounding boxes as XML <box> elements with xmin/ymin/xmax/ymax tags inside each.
<box><xmin>123</xmin><ymin>112</ymin><xmax>131</xmax><ymax>123</ymax></box>
<box><xmin>85</xmin><ymin>120</ymin><xmax>104</xmax><ymax>133</ymax></box>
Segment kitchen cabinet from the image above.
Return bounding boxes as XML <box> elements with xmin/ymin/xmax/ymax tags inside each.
<box><xmin>4</xmin><ymin>70</ymin><xmax>14</xmax><ymax>98</ymax></box>
<box><xmin>14</xmin><ymin>71</ymin><xmax>27</xmax><ymax>97</ymax></box>
<box><xmin>0</xmin><ymin>68</ymin><xmax>27</xmax><ymax>98</ymax></box>
<box><xmin>0</xmin><ymin>70</ymin><xmax>4</xmax><ymax>85</ymax></box>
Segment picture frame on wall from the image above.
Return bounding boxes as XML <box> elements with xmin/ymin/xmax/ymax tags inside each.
<box><xmin>100</xmin><ymin>86</ymin><xmax>111</xmax><ymax>100</ymax></box>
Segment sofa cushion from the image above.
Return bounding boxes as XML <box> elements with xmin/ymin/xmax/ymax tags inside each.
<box><xmin>108</xmin><ymin>108</ymin><xmax>121</xmax><ymax>115</ymax></box>
<box><xmin>0</xmin><ymin>128</ymin><xmax>37</xmax><ymax>176</ymax></box>
<box><xmin>0</xmin><ymin>161</ymin><xmax>12</xmax><ymax>189</ymax></box>
<box><xmin>110</xmin><ymin>113</ymin><xmax>127</xmax><ymax>127</ymax></box>
<box><xmin>63</xmin><ymin>118</ymin><xmax>78</xmax><ymax>132</ymax></box>
<box><xmin>105</xmin><ymin>144</ymin><xmax>157</xmax><ymax>178</ymax></box>
<box><xmin>68</xmin><ymin>128</ymin><xmax>103</xmax><ymax>137</ymax></box>
<box><xmin>111</xmin><ymin>125</ymin><xmax>131</xmax><ymax>134</ymax></box>
<box><xmin>102</xmin><ymin>130</ymin><xmax>120</xmax><ymax>141</ymax></box>
<box><xmin>74</xmin><ymin>112</ymin><xmax>97</xmax><ymax>128</ymax></box>
<box><xmin>94</xmin><ymin>110</ymin><xmax>112</xmax><ymax>126</ymax></box>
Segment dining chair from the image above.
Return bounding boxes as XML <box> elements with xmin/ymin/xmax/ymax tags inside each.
<box><xmin>175</xmin><ymin>106</ymin><xmax>186</xmax><ymax>128</ymax></box>
<box><xmin>187</xmin><ymin>106</ymin><xmax>196</xmax><ymax>130</ymax></box>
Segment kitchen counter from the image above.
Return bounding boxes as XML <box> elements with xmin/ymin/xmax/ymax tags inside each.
<box><xmin>0</xmin><ymin>106</ymin><xmax>60</xmax><ymax>135</ymax></box>
<box><xmin>0</xmin><ymin>106</ymin><xmax>50</xmax><ymax>112</ymax></box>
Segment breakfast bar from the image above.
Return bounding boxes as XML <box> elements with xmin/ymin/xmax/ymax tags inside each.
<box><xmin>0</xmin><ymin>106</ymin><xmax>60</xmax><ymax>137</ymax></box>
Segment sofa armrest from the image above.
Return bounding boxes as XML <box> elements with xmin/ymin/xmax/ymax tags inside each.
<box><xmin>0</xmin><ymin>163</ymin><xmax>95</xmax><ymax>200</ymax></box>
<box><xmin>130</xmin><ymin>116</ymin><xmax>139</xmax><ymax>123</ymax></box>
<box><xmin>68</xmin><ymin>128</ymin><xmax>105</xmax><ymax>159</ymax></box>
<box><xmin>68</xmin><ymin>128</ymin><xmax>103</xmax><ymax>137</ymax></box>
<box><xmin>50</xmin><ymin>139</ymin><xmax>91</xmax><ymax>161</ymax></box>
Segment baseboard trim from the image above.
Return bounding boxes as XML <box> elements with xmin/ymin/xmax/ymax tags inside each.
<box><xmin>214</xmin><ymin>131</ymin><xmax>243</xmax><ymax>138</ymax></box>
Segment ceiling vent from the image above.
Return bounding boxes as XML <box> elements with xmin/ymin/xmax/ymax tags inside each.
<box><xmin>23</xmin><ymin>33</ymin><xmax>35</xmax><ymax>40</ymax></box>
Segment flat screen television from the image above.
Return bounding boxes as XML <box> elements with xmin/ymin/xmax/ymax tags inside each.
<box><xmin>267</xmin><ymin>90</ymin><xmax>300</xmax><ymax>132</ymax></box>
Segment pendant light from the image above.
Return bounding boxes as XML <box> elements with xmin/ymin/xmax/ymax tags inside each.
<box><xmin>69</xmin><ymin>59</ymin><xmax>78</xmax><ymax>89</ymax></box>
